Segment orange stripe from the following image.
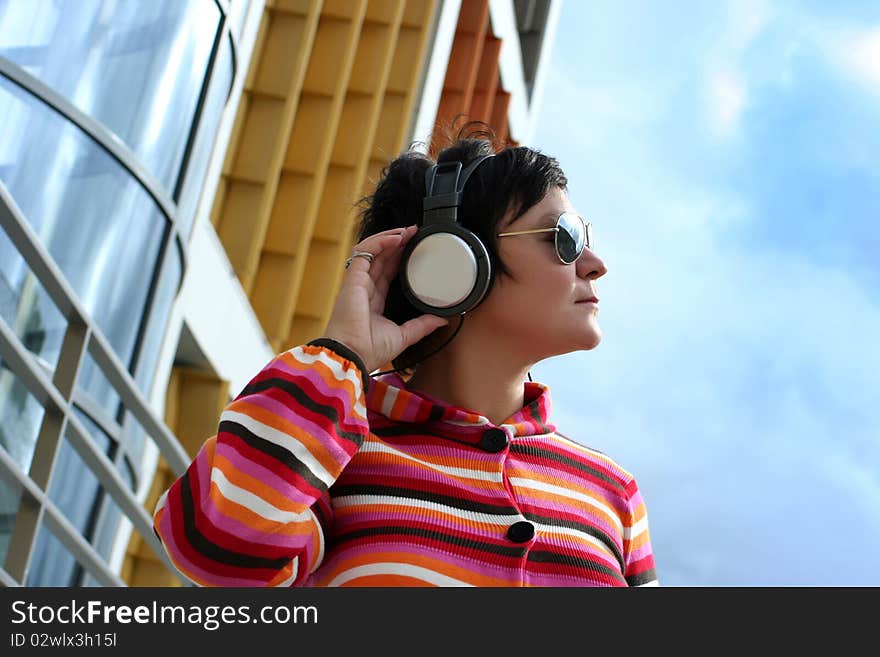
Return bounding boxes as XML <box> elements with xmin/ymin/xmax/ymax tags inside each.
<box><xmin>214</xmin><ymin>452</ymin><xmax>304</xmax><ymax>513</ymax></box>
<box><xmin>230</xmin><ymin>398</ymin><xmax>348</xmax><ymax>478</ymax></box>
<box><xmin>205</xmin><ymin>480</ymin><xmax>319</xmax><ymax>537</ymax></box>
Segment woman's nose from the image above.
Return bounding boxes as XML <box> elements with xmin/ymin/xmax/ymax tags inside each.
<box><xmin>576</xmin><ymin>248</ymin><xmax>607</xmax><ymax>280</ymax></box>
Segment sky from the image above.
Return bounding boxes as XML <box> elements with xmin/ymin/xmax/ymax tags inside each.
<box><xmin>529</xmin><ymin>0</ymin><xmax>880</xmax><ymax>586</ymax></box>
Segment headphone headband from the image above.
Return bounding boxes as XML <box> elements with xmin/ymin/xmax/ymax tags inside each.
<box><xmin>422</xmin><ymin>154</ymin><xmax>494</xmax><ymax>225</ymax></box>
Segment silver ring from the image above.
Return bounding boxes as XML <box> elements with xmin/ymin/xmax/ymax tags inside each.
<box><xmin>345</xmin><ymin>251</ymin><xmax>375</xmax><ymax>269</ymax></box>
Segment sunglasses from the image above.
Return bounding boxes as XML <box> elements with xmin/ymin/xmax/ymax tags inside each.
<box><xmin>497</xmin><ymin>212</ymin><xmax>592</xmax><ymax>264</ymax></box>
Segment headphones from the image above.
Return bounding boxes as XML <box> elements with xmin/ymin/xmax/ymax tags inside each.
<box><xmin>398</xmin><ymin>154</ymin><xmax>495</xmax><ymax>317</ymax></box>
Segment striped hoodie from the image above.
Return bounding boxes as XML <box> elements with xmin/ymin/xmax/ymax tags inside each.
<box><xmin>153</xmin><ymin>341</ymin><xmax>658</xmax><ymax>587</ymax></box>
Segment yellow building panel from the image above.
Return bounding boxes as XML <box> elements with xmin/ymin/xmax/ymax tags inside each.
<box><xmin>210</xmin><ymin>176</ymin><xmax>228</xmax><ymax>228</ymax></box>
<box><xmin>287</xmin><ymin>0</ymin><xmax>406</xmax><ymax>345</ymax></box>
<box><xmin>251</xmin><ymin>252</ymin><xmax>303</xmax><ymax>351</ymax></box>
<box><xmin>320</xmin><ymin>0</ymin><xmax>365</xmax><ymax>20</ymax></box>
<box><xmin>371</xmin><ymin>91</ymin><xmax>406</xmax><ymax>158</ymax></box>
<box><xmin>128</xmin><ymin>557</ymin><xmax>181</xmax><ymax>588</ymax></box>
<box><xmin>365</xmin><ymin>0</ymin><xmax>401</xmax><ymax>23</ymax></box>
<box><xmin>173</xmin><ymin>369</ymin><xmax>231</xmax><ymax>456</ymax></box>
<box><xmin>273</xmin><ymin>0</ymin><xmax>322</xmax><ymax>18</ymax></box>
<box><xmin>253</xmin><ymin>11</ymin><xmax>316</xmax><ymax>98</ymax></box>
<box><xmin>348</xmin><ymin>20</ymin><xmax>394</xmax><ymax>95</ymax></box>
<box><xmin>386</xmin><ymin>24</ymin><xmax>422</xmax><ymax>93</ymax></box>
<box><xmin>312</xmin><ymin>164</ymin><xmax>358</xmax><ymax>241</ymax></box>
<box><xmin>216</xmin><ymin>179</ymin><xmax>264</xmax><ymax>284</ymax></box>
<box><xmin>263</xmin><ymin>172</ymin><xmax>314</xmax><ymax>255</ymax></box>
<box><xmin>330</xmin><ymin>92</ymin><xmax>374</xmax><ymax>167</ymax></box>
<box><xmin>231</xmin><ymin>96</ymin><xmax>286</xmax><ymax>182</ymax></box>
<box><xmin>296</xmin><ymin>239</ymin><xmax>342</xmax><ymax>316</ymax></box>
<box><xmin>242</xmin><ymin>13</ymin><xmax>270</xmax><ymax>91</ymax></box>
<box><xmin>282</xmin><ymin>93</ymin><xmax>335</xmax><ymax>174</ymax></box>
<box><xmin>251</xmin><ymin>1</ymin><xmax>367</xmax><ymax>349</ymax></box>
<box><xmin>222</xmin><ymin>88</ymin><xmax>253</xmax><ymax>178</ymax></box>
<box><xmin>213</xmin><ymin>0</ymin><xmax>322</xmax><ymax>296</ymax></box>
<box><xmin>361</xmin><ymin>158</ymin><xmax>385</xmax><ymax>198</ymax></box>
<box><xmin>302</xmin><ymin>16</ymin><xmax>365</xmax><ymax>96</ymax></box>
<box><xmin>402</xmin><ymin>0</ymin><xmax>434</xmax><ymax>27</ymax></box>
<box><xmin>287</xmin><ymin>315</ymin><xmax>326</xmax><ymax>350</ymax></box>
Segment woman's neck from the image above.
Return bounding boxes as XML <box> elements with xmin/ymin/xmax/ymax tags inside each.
<box><xmin>403</xmin><ymin>327</ymin><xmax>532</xmax><ymax>425</ymax></box>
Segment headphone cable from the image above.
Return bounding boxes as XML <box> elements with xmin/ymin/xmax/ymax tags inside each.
<box><xmin>373</xmin><ymin>313</ymin><xmax>466</xmax><ymax>377</ymax></box>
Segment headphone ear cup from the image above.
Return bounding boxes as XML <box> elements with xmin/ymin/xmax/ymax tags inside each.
<box><xmin>400</xmin><ymin>224</ymin><xmax>492</xmax><ymax>317</ymax></box>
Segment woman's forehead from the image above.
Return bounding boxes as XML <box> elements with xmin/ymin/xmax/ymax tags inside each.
<box><xmin>500</xmin><ymin>200</ymin><xmax>576</xmax><ymax>231</ymax></box>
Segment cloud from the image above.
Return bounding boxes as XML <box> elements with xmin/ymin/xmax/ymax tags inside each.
<box><xmin>835</xmin><ymin>27</ymin><xmax>880</xmax><ymax>91</ymax></box>
<box><xmin>532</xmin><ymin>0</ymin><xmax>880</xmax><ymax>585</ymax></box>
<box><xmin>707</xmin><ymin>71</ymin><xmax>748</xmax><ymax>137</ymax></box>
<box><xmin>700</xmin><ymin>0</ymin><xmax>773</xmax><ymax>138</ymax></box>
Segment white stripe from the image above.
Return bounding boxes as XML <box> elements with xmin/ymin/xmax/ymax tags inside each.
<box><xmin>221</xmin><ymin>409</ymin><xmax>335</xmax><ymax>487</ymax></box>
<box><xmin>289</xmin><ymin>347</ymin><xmax>367</xmax><ymax>416</ymax></box>
<box><xmin>154</xmin><ymin>489</ymin><xmax>168</xmax><ymax>515</ymax></box>
<box><xmin>308</xmin><ymin>507</ymin><xmax>325</xmax><ymax>572</ymax></box>
<box><xmin>445</xmin><ymin>417</ymin><xmax>490</xmax><ymax>427</ymax></box>
<box><xmin>327</xmin><ymin>563</ymin><xmax>473</xmax><ymax>587</ymax></box>
<box><xmin>508</xmin><ymin>476</ymin><xmax>623</xmax><ymax>532</ymax></box>
<box><xmin>210</xmin><ymin>467</ymin><xmax>313</xmax><ymax>524</ymax></box>
<box><xmin>332</xmin><ymin>494</ymin><xmax>520</xmax><ymax>525</ymax></box>
<box><xmin>358</xmin><ymin>441</ymin><xmax>503</xmax><ymax>482</ymax></box>
<box><xmin>623</xmin><ymin>515</ymin><xmax>648</xmax><ymax>541</ymax></box>
<box><xmin>380</xmin><ymin>385</ymin><xmax>398</xmax><ymax>417</ymax></box>
<box><xmin>635</xmin><ymin>579</ymin><xmax>659</xmax><ymax>587</ymax></box>
<box><xmin>273</xmin><ymin>557</ymin><xmax>300</xmax><ymax>587</ymax></box>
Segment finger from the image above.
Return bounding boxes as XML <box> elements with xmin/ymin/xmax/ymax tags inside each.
<box><xmin>343</xmin><ymin>230</ymin><xmax>406</xmax><ymax>277</ymax></box>
<box><xmin>373</xmin><ymin>226</ymin><xmax>417</xmax><ymax>299</ymax></box>
<box><xmin>398</xmin><ymin>314</ymin><xmax>450</xmax><ymax>350</ymax></box>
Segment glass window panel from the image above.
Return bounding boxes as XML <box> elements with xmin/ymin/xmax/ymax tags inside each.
<box><xmin>228</xmin><ymin>0</ymin><xmax>250</xmax><ymax>37</ymax></box>
<box><xmin>26</xmin><ymin>522</ymin><xmax>77</xmax><ymax>586</ymax></box>
<box><xmin>28</xmin><ymin>409</ymin><xmax>112</xmax><ymax>585</ymax></box>
<box><xmin>0</xmin><ymin>0</ymin><xmax>223</xmax><ymax>190</ymax></box>
<box><xmin>0</xmin><ymin>202</ymin><xmax>68</xmax><ymax>374</ymax></box>
<box><xmin>81</xmin><ymin>458</ymin><xmax>132</xmax><ymax>588</ymax></box>
<box><xmin>176</xmin><ymin>34</ymin><xmax>234</xmax><ymax>236</ymax></box>
<box><xmin>0</xmin><ymin>360</ymin><xmax>46</xmax><ymax>473</ymax></box>
<box><xmin>0</xmin><ymin>473</ymin><xmax>21</xmax><ymax>570</ymax></box>
<box><xmin>0</xmin><ymin>78</ymin><xmax>166</xmax><ymax>377</ymax></box>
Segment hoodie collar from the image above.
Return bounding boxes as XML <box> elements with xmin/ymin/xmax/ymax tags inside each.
<box><xmin>365</xmin><ymin>373</ymin><xmax>556</xmax><ymax>445</ymax></box>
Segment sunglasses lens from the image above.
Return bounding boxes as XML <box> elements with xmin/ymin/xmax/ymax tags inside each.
<box><xmin>556</xmin><ymin>212</ymin><xmax>586</xmax><ymax>264</ymax></box>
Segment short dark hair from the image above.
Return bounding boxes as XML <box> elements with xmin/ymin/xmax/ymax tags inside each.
<box><xmin>356</xmin><ymin>122</ymin><xmax>568</xmax><ymax>373</ymax></box>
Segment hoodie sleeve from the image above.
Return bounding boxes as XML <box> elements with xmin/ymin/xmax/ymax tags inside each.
<box><xmin>622</xmin><ymin>476</ymin><xmax>659</xmax><ymax>587</ymax></box>
<box><xmin>153</xmin><ymin>341</ymin><xmax>369</xmax><ymax>586</ymax></box>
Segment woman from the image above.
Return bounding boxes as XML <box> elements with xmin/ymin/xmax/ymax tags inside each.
<box><xmin>153</xmin><ymin>130</ymin><xmax>659</xmax><ymax>587</ymax></box>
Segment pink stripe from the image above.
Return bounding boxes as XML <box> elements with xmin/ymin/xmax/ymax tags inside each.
<box><xmin>215</xmin><ymin>441</ymin><xmax>316</xmax><ymax>509</ymax></box>
<box><xmin>307</xmin><ymin>541</ymin><xmax>519</xmax><ymax>585</ymax></box>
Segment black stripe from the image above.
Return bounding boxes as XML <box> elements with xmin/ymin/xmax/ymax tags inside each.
<box><xmin>331</xmin><ymin>484</ymin><xmax>519</xmax><ymax>516</ymax></box>
<box><xmin>329</xmin><ymin>525</ymin><xmax>526</xmax><ymax>559</ymax></box>
<box><xmin>429</xmin><ymin>404</ymin><xmax>445</xmax><ymax>421</ymax></box>
<box><xmin>523</xmin><ymin>511</ymin><xmax>624</xmax><ymax>572</ymax></box>
<box><xmin>220</xmin><ymin>420</ymin><xmax>328</xmax><ymax>494</ymax></box>
<box><xmin>626</xmin><ymin>567</ymin><xmax>658</xmax><ymax>587</ymax></box>
<box><xmin>311</xmin><ymin>498</ymin><xmax>331</xmax><ymax>535</ymax></box>
<box><xmin>527</xmin><ymin>549</ymin><xmax>626</xmax><ymax>583</ymax></box>
<box><xmin>179</xmin><ymin>471</ymin><xmax>291</xmax><ymax>570</ymax></box>
<box><xmin>526</xmin><ymin>397</ymin><xmax>551</xmax><ymax>434</ymax></box>
<box><xmin>237</xmin><ymin>376</ymin><xmax>365</xmax><ymax>446</ymax></box>
<box><xmin>510</xmin><ymin>443</ymin><xmax>625</xmax><ymax>492</ymax></box>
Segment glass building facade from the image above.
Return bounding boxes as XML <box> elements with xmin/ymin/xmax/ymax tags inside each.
<box><xmin>0</xmin><ymin>0</ymin><xmax>240</xmax><ymax>586</ymax></box>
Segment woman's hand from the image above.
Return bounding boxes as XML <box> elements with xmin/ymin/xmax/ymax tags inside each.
<box><xmin>322</xmin><ymin>226</ymin><xmax>449</xmax><ymax>374</ymax></box>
